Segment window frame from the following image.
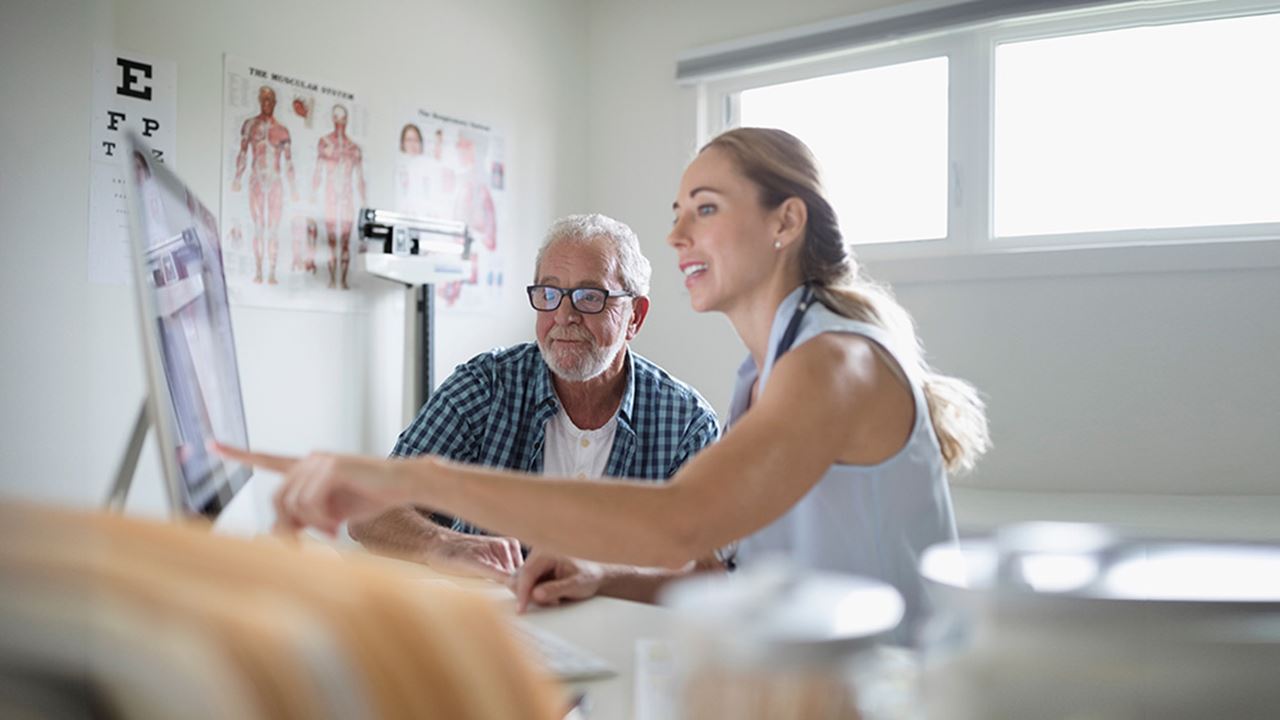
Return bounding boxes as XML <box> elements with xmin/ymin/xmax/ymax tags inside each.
<box><xmin>695</xmin><ymin>0</ymin><xmax>1280</xmax><ymax>283</ymax></box>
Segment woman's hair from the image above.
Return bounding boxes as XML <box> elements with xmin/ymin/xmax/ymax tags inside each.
<box><xmin>701</xmin><ymin>127</ymin><xmax>990</xmax><ymax>475</ymax></box>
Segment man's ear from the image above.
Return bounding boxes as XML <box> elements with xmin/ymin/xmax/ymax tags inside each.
<box><xmin>627</xmin><ymin>296</ymin><xmax>651</xmax><ymax>340</ymax></box>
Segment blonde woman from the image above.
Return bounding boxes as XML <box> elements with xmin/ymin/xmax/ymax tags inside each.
<box><xmin>221</xmin><ymin>128</ymin><xmax>989</xmax><ymax>639</ymax></box>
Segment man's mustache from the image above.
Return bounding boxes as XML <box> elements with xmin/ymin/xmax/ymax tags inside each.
<box><xmin>548</xmin><ymin>328</ymin><xmax>592</xmax><ymax>343</ymax></box>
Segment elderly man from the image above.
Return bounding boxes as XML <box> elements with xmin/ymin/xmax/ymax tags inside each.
<box><xmin>350</xmin><ymin>214</ymin><xmax>720</xmax><ymax>605</ymax></box>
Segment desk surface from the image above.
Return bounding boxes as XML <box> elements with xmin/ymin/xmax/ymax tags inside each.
<box><xmin>523</xmin><ymin>592</ymin><xmax>672</xmax><ymax>719</ymax></box>
<box><xmin>361</xmin><ymin>552</ymin><xmax>671</xmax><ymax>720</ymax></box>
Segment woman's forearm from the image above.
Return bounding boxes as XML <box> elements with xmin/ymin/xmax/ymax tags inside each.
<box><xmin>398</xmin><ymin>456</ymin><xmax>701</xmax><ymax>568</ymax></box>
<box><xmin>382</xmin><ymin>348</ymin><xmax>852</xmax><ymax>567</ymax></box>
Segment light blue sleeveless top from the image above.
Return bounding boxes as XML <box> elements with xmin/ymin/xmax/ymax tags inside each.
<box><xmin>730</xmin><ymin>286</ymin><xmax>958</xmax><ymax>641</ymax></box>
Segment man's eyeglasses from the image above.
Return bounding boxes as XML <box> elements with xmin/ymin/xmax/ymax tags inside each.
<box><xmin>526</xmin><ymin>285</ymin><xmax>633</xmax><ymax>314</ymax></box>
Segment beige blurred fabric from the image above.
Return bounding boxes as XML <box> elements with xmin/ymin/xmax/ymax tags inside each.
<box><xmin>0</xmin><ymin>502</ymin><xmax>560</xmax><ymax>720</ymax></box>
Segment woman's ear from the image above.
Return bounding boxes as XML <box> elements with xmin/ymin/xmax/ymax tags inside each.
<box><xmin>773</xmin><ymin>196</ymin><xmax>808</xmax><ymax>250</ymax></box>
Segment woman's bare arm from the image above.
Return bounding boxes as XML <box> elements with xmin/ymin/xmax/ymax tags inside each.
<box><xmin>382</xmin><ymin>333</ymin><xmax>909</xmax><ymax>566</ymax></box>
<box><xmin>223</xmin><ymin>334</ymin><xmax>911</xmax><ymax>568</ymax></box>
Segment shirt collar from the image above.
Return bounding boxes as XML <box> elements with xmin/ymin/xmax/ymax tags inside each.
<box><xmin>729</xmin><ymin>286</ymin><xmax>808</xmax><ymax>426</ymax></box>
<box><xmin>617</xmin><ymin>349</ymin><xmax>636</xmax><ymax>426</ymax></box>
<box><xmin>533</xmin><ymin>350</ymin><xmax>559</xmax><ymax>415</ymax></box>
<box><xmin>760</xmin><ymin>285</ymin><xmax>810</xmax><ymax>384</ymax></box>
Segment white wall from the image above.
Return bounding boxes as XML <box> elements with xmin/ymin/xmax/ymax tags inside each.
<box><xmin>3</xmin><ymin>0</ymin><xmax>1277</xmax><ymax>538</ymax></box>
<box><xmin>584</xmin><ymin>0</ymin><xmax>1280</xmax><ymax>537</ymax></box>
<box><xmin>0</xmin><ymin>0</ymin><xmax>588</xmax><ymax>517</ymax></box>
<box><xmin>585</xmin><ymin>0</ymin><xmax>883</xmax><ymax>415</ymax></box>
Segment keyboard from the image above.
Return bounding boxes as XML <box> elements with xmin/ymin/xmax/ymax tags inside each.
<box><xmin>510</xmin><ymin>620</ymin><xmax>617</xmax><ymax>681</ymax></box>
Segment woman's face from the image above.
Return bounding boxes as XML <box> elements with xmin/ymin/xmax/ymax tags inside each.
<box><xmin>401</xmin><ymin>126</ymin><xmax>423</xmax><ymax>155</ymax></box>
<box><xmin>667</xmin><ymin>147</ymin><xmax>778</xmax><ymax>314</ymax></box>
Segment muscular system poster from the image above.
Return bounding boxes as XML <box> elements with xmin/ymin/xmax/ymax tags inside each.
<box><xmin>220</xmin><ymin>56</ymin><xmax>370</xmax><ymax>312</ymax></box>
<box><xmin>394</xmin><ymin>109</ymin><xmax>506</xmax><ymax>314</ymax></box>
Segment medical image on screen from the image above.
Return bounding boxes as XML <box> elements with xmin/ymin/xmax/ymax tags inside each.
<box><xmin>132</xmin><ymin>150</ymin><xmax>251</xmax><ymax>512</ymax></box>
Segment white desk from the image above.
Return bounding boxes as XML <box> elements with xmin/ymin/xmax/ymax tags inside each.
<box><xmin>521</xmin><ymin>594</ymin><xmax>673</xmax><ymax>720</ymax></box>
<box><xmin>362</xmin><ymin>553</ymin><xmax>673</xmax><ymax>720</ymax></box>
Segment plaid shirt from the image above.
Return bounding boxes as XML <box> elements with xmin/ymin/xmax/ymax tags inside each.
<box><xmin>391</xmin><ymin>342</ymin><xmax>720</xmax><ymax>534</ymax></box>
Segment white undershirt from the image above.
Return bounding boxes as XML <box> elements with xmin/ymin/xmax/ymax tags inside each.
<box><xmin>542</xmin><ymin>404</ymin><xmax>618</xmax><ymax>479</ymax></box>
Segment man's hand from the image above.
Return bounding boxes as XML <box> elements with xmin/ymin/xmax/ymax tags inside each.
<box><xmin>423</xmin><ymin>531</ymin><xmax>524</xmax><ymax>583</ymax></box>
<box><xmin>347</xmin><ymin>506</ymin><xmax>523</xmax><ymax>583</ymax></box>
<box><xmin>509</xmin><ymin>549</ymin><xmax>606</xmax><ymax>613</ymax></box>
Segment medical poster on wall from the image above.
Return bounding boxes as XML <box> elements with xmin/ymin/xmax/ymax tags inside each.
<box><xmin>394</xmin><ymin>109</ymin><xmax>506</xmax><ymax>314</ymax></box>
<box><xmin>88</xmin><ymin>47</ymin><xmax>177</xmax><ymax>285</ymax></box>
<box><xmin>220</xmin><ymin>56</ymin><xmax>371</xmax><ymax>312</ymax></box>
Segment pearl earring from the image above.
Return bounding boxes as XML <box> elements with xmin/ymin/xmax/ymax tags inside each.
<box><xmin>773</xmin><ymin>240</ymin><xmax>783</xmax><ymax>250</ymax></box>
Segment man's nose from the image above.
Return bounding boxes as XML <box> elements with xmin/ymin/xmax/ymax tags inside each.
<box><xmin>554</xmin><ymin>297</ymin><xmax>581</xmax><ymax>323</ymax></box>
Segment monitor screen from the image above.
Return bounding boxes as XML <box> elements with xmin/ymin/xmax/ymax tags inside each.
<box><xmin>126</xmin><ymin>136</ymin><xmax>251</xmax><ymax>516</ymax></box>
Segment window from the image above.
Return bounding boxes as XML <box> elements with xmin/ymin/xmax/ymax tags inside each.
<box><xmin>994</xmin><ymin>13</ymin><xmax>1280</xmax><ymax>237</ymax></box>
<box><xmin>740</xmin><ymin>57</ymin><xmax>949</xmax><ymax>245</ymax></box>
<box><xmin>691</xmin><ymin>0</ymin><xmax>1280</xmax><ymax>276</ymax></box>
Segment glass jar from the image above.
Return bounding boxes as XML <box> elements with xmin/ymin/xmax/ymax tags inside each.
<box><xmin>660</xmin><ymin>559</ymin><xmax>921</xmax><ymax>720</ymax></box>
<box><xmin>919</xmin><ymin>522</ymin><xmax>1280</xmax><ymax>720</ymax></box>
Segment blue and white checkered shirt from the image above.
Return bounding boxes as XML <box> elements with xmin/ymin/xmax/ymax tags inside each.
<box><xmin>391</xmin><ymin>342</ymin><xmax>720</xmax><ymax>535</ymax></box>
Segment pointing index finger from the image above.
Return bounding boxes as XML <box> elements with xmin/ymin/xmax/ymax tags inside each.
<box><xmin>213</xmin><ymin>442</ymin><xmax>297</xmax><ymax>473</ymax></box>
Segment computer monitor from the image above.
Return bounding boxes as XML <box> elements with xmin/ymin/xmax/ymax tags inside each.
<box><xmin>122</xmin><ymin>133</ymin><xmax>251</xmax><ymax>517</ymax></box>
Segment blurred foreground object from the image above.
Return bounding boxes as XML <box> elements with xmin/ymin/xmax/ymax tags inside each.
<box><xmin>661</xmin><ymin>559</ymin><xmax>914</xmax><ymax>720</ymax></box>
<box><xmin>0</xmin><ymin>501</ymin><xmax>560</xmax><ymax>720</ymax></box>
<box><xmin>920</xmin><ymin>521</ymin><xmax>1280</xmax><ymax>720</ymax></box>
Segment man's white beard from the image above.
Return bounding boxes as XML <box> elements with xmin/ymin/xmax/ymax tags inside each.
<box><xmin>538</xmin><ymin>329</ymin><xmax>626</xmax><ymax>382</ymax></box>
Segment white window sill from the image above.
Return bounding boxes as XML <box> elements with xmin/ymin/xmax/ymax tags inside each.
<box><xmin>952</xmin><ymin>486</ymin><xmax>1280</xmax><ymax>541</ymax></box>
<box><xmin>861</xmin><ymin>236</ymin><xmax>1280</xmax><ymax>286</ymax></box>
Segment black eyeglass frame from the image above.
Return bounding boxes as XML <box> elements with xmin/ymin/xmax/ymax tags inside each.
<box><xmin>525</xmin><ymin>284</ymin><xmax>634</xmax><ymax>314</ymax></box>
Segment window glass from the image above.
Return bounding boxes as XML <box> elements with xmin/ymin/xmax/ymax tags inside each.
<box><xmin>739</xmin><ymin>57</ymin><xmax>950</xmax><ymax>244</ymax></box>
<box><xmin>994</xmin><ymin>13</ymin><xmax>1280</xmax><ymax>237</ymax></box>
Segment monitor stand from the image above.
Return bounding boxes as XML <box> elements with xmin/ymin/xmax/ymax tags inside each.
<box><xmin>106</xmin><ymin>399</ymin><xmax>150</xmax><ymax>511</ymax></box>
<box><xmin>105</xmin><ymin>398</ymin><xmax>181</xmax><ymax>514</ymax></box>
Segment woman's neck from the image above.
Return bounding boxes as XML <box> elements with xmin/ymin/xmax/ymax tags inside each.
<box><xmin>726</xmin><ymin>274</ymin><xmax>806</xmax><ymax>373</ymax></box>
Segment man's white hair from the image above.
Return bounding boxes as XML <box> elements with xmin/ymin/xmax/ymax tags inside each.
<box><xmin>535</xmin><ymin>214</ymin><xmax>651</xmax><ymax>297</ymax></box>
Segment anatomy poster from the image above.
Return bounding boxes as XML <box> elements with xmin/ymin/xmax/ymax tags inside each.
<box><xmin>220</xmin><ymin>56</ymin><xmax>371</xmax><ymax>312</ymax></box>
<box><xmin>395</xmin><ymin>109</ymin><xmax>506</xmax><ymax>314</ymax></box>
<box><xmin>88</xmin><ymin>47</ymin><xmax>177</xmax><ymax>285</ymax></box>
